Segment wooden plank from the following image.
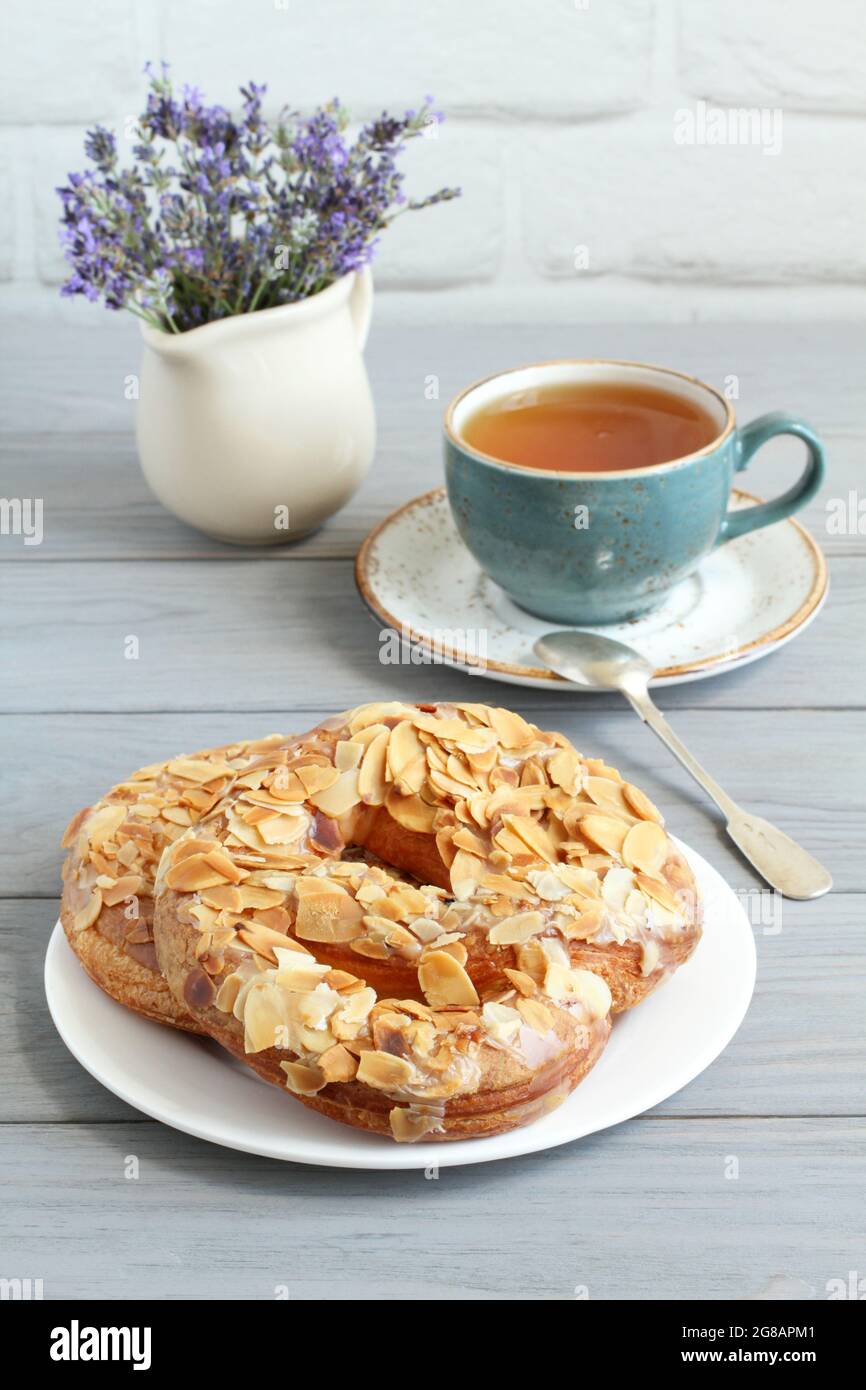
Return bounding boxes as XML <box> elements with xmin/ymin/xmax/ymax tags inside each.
<box><xmin>2</xmin><ymin>901</ymin><xmax>139</xmax><ymax>1125</ymax></box>
<box><xmin>0</xmin><ymin>425</ymin><xmax>859</xmax><ymax>562</ymax></box>
<box><xmin>0</xmin><ymin>555</ymin><xmax>859</xmax><ymax>713</ymax></box>
<box><xmin>0</xmin><ymin>1117</ymin><xmax>861</xmax><ymax>1299</ymax></box>
<box><xmin>6</xmin><ymin>894</ymin><xmax>863</xmax><ymax>1125</ymax></box>
<box><xmin>2</xmin><ymin>708</ymin><xmax>856</xmax><ymax>895</ymax></box>
<box><xmin>1</xmin><ymin>318</ymin><xmax>861</xmax><ymax>560</ymax></box>
<box><xmin>0</xmin><ymin>432</ymin><xmax>392</xmax><ymax>563</ymax></box>
<box><xmin>4</xmin><ymin>318</ymin><xmax>865</xmax><ymax>438</ymax></box>
<box><xmin>660</xmin><ymin>892</ymin><xmax>866</xmax><ymax>1118</ymax></box>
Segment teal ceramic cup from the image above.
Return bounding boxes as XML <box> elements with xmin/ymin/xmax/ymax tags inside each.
<box><xmin>444</xmin><ymin>360</ymin><xmax>826</xmax><ymax>625</ymax></box>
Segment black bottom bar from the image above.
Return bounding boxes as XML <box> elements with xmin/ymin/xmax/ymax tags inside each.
<box><xmin>4</xmin><ymin>1297</ymin><xmax>859</xmax><ymax>1374</ymax></box>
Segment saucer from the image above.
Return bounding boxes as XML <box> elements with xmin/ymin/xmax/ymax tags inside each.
<box><xmin>355</xmin><ymin>487</ymin><xmax>827</xmax><ymax>688</ymax></box>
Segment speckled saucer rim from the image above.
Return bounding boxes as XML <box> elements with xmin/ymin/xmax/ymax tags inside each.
<box><xmin>354</xmin><ymin>486</ymin><xmax>828</xmax><ymax>684</ymax></box>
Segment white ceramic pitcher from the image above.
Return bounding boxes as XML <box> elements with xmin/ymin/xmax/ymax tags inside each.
<box><xmin>136</xmin><ymin>269</ymin><xmax>375</xmax><ymax>544</ymax></box>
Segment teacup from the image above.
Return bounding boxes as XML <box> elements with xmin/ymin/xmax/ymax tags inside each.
<box><xmin>444</xmin><ymin>359</ymin><xmax>825</xmax><ymax>625</ymax></box>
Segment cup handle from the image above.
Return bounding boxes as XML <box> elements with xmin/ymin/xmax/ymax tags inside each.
<box><xmin>349</xmin><ymin>266</ymin><xmax>373</xmax><ymax>351</ymax></box>
<box><xmin>716</xmin><ymin>412</ymin><xmax>825</xmax><ymax>546</ymax></box>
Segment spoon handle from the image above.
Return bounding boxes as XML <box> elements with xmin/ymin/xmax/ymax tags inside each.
<box><xmin>624</xmin><ymin>687</ymin><xmax>832</xmax><ymax>901</ymax></box>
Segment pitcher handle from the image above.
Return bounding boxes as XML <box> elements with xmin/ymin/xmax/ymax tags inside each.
<box><xmin>349</xmin><ymin>267</ymin><xmax>373</xmax><ymax>351</ymax></box>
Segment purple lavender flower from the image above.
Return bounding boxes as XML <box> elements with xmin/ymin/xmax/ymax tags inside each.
<box><xmin>57</xmin><ymin>66</ymin><xmax>460</xmax><ymax>332</ymax></box>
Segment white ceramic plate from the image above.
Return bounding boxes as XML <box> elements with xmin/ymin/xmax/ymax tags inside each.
<box><xmin>355</xmin><ymin>487</ymin><xmax>827</xmax><ymax>687</ymax></box>
<box><xmin>45</xmin><ymin>841</ymin><xmax>755</xmax><ymax>1170</ymax></box>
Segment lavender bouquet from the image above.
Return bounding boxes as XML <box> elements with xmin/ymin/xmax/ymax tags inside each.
<box><xmin>58</xmin><ymin>64</ymin><xmax>459</xmax><ymax>334</ymax></box>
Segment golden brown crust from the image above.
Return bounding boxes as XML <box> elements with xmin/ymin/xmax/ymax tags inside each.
<box><xmin>151</xmin><ymin>701</ymin><xmax>702</xmax><ymax>1143</ymax></box>
<box><xmin>562</xmin><ymin>847</ymin><xmax>702</xmax><ymax>1011</ymax></box>
<box><xmin>59</xmin><ymin>889</ymin><xmax>200</xmax><ymax>1031</ymax></box>
<box><xmin>154</xmin><ymin>882</ymin><xmax>610</xmax><ymax>1141</ymax></box>
<box><xmin>58</xmin><ymin>736</ymin><xmax>290</xmax><ymax>1030</ymax></box>
<box><xmin>231</xmin><ymin>1023</ymin><xmax>606</xmax><ymax>1141</ymax></box>
<box><xmin>61</xmin><ymin>702</ymin><xmax>702</xmax><ymax>1143</ymax></box>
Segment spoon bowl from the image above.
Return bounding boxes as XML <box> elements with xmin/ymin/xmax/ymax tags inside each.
<box><xmin>533</xmin><ymin>630</ymin><xmax>654</xmax><ymax>695</ymax></box>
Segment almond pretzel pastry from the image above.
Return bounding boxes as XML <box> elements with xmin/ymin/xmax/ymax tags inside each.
<box><xmin>150</xmin><ymin>702</ymin><xmax>701</xmax><ymax>1142</ymax></box>
<box><xmin>60</xmin><ymin>736</ymin><xmax>289</xmax><ymax>1031</ymax></box>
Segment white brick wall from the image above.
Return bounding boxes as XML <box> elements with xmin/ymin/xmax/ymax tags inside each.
<box><xmin>522</xmin><ymin>115</ymin><xmax>866</xmax><ymax>285</ymax></box>
<box><xmin>0</xmin><ymin>0</ymin><xmax>141</xmax><ymax>124</ymax></box>
<box><xmin>162</xmin><ymin>0</ymin><xmax>653</xmax><ymax>119</ymax></box>
<box><xmin>679</xmin><ymin>0</ymin><xmax>866</xmax><ymax>112</ymax></box>
<box><xmin>2</xmin><ymin>0</ymin><xmax>864</xmax><ymax>322</ymax></box>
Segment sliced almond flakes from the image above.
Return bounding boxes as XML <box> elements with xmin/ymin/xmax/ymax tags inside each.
<box><xmin>623</xmin><ymin>783</ymin><xmax>663</xmax><ymax>823</ymax></box>
<box><xmin>281</xmin><ymin>1060</ymin><xmax>327</xmax><ymax>1096</ymax></box>
<box><xmin>418</xmin><ymin>950</ymin><xmax>479</xmax><ymax>1007</ymax></box>
<box><xmin>488</xmin><ymin>910</ymin><xmax>545</xmax><ymax>946</ymax></box>
<box><xmin>357</xmin><ymin>1051</ymin><xmax>414</xmax><ymax>1090</ymax></box>
<box><xmin>358</xmin><ymin>729</ymin><xmax>389</xmax><ymax>805</ymax></box>
<box><xmin>622</xmin><ymin>821</ymin><xmax>669</xmax><ymax>876</ymax></box>
<box><xmin>516</xmin><ymin>997</ymin><xmax>555</xmax><ymax>1033</ymax></box>
<box><xmin>578</xmin><ymin>814</ymin><xmax>627</xmax><ymax>859</ymax></box>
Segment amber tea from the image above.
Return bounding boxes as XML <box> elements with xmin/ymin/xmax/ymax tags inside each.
<box><xmin>460</xmin><ymin>379</ymin><xmax>719</xmax><ymax>473</ymax></box>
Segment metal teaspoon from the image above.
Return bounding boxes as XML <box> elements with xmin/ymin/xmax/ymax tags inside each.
<box><xmin>533</xmin><ymin>629</ymin><xmax>832</xmax><ymax>900</ymax></box>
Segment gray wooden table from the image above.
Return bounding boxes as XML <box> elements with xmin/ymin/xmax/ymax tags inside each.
<box><xmin>2</xmin><ymin>317</ymin><xmax>864</xmax><ymax>1301</ymax></box>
